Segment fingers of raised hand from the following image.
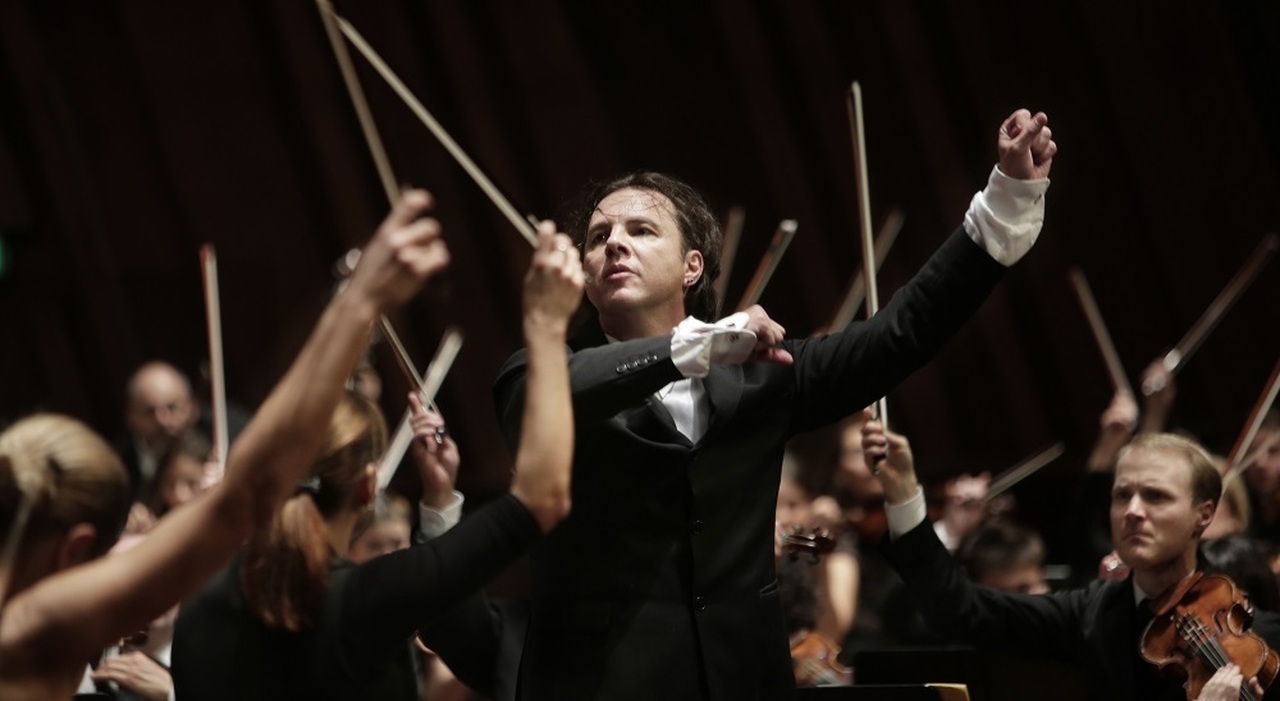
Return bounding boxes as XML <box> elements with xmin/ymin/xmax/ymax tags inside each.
<box><xmin>551</xmin><ymin>233</ymin><xmax>583</xmax><ymax>278</ymax></box>
<box><xmin>389</xmin><ymin>189</ymin><xmax>435</xmax><ymax>227</ymax></box>
<box><xmin>532</xmin><ymin>223</ymin><xmax>582</xmax><ymax>274</ymax></box>
<box><xmin>751</xmin><ymin>346</ymin><xmax>794</xmax><ymax>366</ymax></box>
<box><xmin>1030</xmin><ymin>125</ymin><xmax>1057</xmax><ymax>166</ymax></box>
<box><xmin>884</xmin><ymin>431</ymin><xmax>910</xmax><ymax>457</ymax></box>
<box><xmin>524</xmin><ymin>227</ymin><xmax>584</xmax><ymax>322</ymax></box>
<box><xmin>861</xmin><ymin>422</ymin><xmax>887</xmax><ymax>451</ymax></box>
<box><xmin>407</xmin><ymin>391</ymin><xmax>427</xmax><ymax>417</ymax></box>
<box><xmin>998</xmin><ymin>109</ymin><xmax>1032</xmax><ymax>141</ymax></box>
<box><xmin>998</xmin><ymin>109</ymin><xmax>1053</xmax><ymax>177</ymax></box>
<box><xmin>361</xmin><ymin>191</ymin><xmax>449</xmax><ymax>305</ymax></box>
<box><xmin>408</xmin><ymin>396</ymin><xmax>447</xmax><ymax>446</ymax></box>
<box><xmin>743</xmin><ymin>305</ymin><xmax>786</xmax><ymax>344</ymax></box>
<box><xmin>410</xmin><ymin>410</ymin><xmax>444</xmax><ymax>436</ymax></box>
<box><xmin>394</xmin><ymin>218</ymin><xmax>448</xmax><ymax>276</ymax></box>
<box><xmin>1001</xmin><ymin>110</ymin><xmax>1048</xmax><ymax>146</ymax></box>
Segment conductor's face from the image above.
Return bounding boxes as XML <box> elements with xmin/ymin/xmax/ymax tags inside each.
<box><xmin>1110</xmin><ymin>448</ymin><xmax>1215</xmax><ymax>574</ymax></box>
<box><xmin>583</xmin><ymin>188</ymin><xmax>702</xmax><ymax>324</ymax></box>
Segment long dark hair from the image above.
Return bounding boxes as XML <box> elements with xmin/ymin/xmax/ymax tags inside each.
<box><xmin>562</xmin><ymin>171</ymin><xmax>723</xmax><ymax>320</ymax></box>
<box><xmin>239</xmin><ymin>391</ymin><xmax>386</xmax><ymax>631</ymax></box>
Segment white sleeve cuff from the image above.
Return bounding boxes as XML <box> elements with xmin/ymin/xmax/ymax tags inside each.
<box><xmin>669</xmin><ymin>313</ymin><xmax>757</xmax><ymax>378</ymax></box>
<box><xmin>885</xmin><ymin>486</ymin><xmax>928</xmax><ymax>540</ymax></box>
<box><xmin>963</xmin><ymin>165</ymin><xmax>1050</xmax><ymax>266</ymax></box>
<box><xmin>417</xmin><ymin>491</ymin><xmax>465</xmax><ymax>541</ymax></box>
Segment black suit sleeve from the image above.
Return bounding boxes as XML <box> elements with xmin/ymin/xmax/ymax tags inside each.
<box><xmin>494</xmin><ymin>336</ymin><xmax>681</xmax><ymax>445</ymax></box>
<box><xmin>335</xmin><ymin>494</ymin><xmax>540</xmax><ymax>687</ymax></box>
<box><xmin>786</xmin><ymin>227</ymin><xmax>1007</xmax><ymax>433</ymax></box>
<box><xmin>883</xmin><ymin>519</ymin><xmax>1091</xmax><ymax>663</ymax></box>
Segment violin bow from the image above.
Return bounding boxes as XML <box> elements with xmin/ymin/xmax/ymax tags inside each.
<box><xmin>984</xmin><ymin>443</ymin><xmax>1066</xmax><ymax>504</ymax></box>
<box><xmin>713</xmin><ymin>206</ymin><xmax>745</xmax><ymax>316</ymax></box>
<box><xmin>376</xmin><ymin>327</ymin><xmax>465</xmax><ymax>491</ymax></box>
<box><xmin>828</xmin><ymin>207</ymin><xmax>905</xmax><ymax>332</ymax></box>
<box><xmin>847</xmin><ymin>81</ymin><xmax>888</xmax><ymax>428</ymax></box>
<box><xmin>735</xmin><ymin>220</ymin><xmax>797</xmax><ymax>311</ymax></box>
<box><xmin>314</xmin><ymin>1</ymin><xmax>467</xmax><ymax>420</ymax></box>
<box><xmin>326</xmin><ymin>8</ymin><xmax>539</xmax><ymax>247</ymax></box>
<box><xmin>314</xmin><ymin>0</ymin><xmax>397</xmax><ymax>205</ymax></box>
<box><xmin>200</xmin><ymin>244</ymin><xmax>229</xmax><ymax>470</ymax></box>
<box><xmin>1068</xmin><ymin>267</ymin><xmax>1135</xmax><ymax>398</ymax></box>
<box><xmin>1222</xmin><ymin>356</ymin><xmax>1280</xmax><ymax>487</ymax></box>
<box><xmin>1144</xmin><ymin>233</ymin><xmax>1278</xmax><ymax>395</ymax></box>
<box><xmin>1225</xmin><ymin>432</ymin><xmax>1280</xmax><ymax>490</ymax></box>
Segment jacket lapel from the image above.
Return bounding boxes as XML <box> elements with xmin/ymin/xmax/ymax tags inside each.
<box><xmin>700</xmin><ymin>364</ymin><xmax>743</xmax><ymax>445</ymax></box>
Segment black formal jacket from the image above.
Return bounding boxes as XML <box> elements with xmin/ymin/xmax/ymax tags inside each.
<box><xmin>172</xmin><ymin>495</ymin><xmax>539</xmax><ymax>701</ymax></box>
<box><xmin>883</xmin><ymin>519</ymin><xmax>1280</xmax><ymax>700</ymax></box>
<box><xmin>489</xmin><ymin>228</ymin><xmax>1008</xmax><ymax>701</ymax></box>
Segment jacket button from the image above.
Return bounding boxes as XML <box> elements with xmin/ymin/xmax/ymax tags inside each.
<box><xmin>694</xmin><ymin>596</ymin><xmax>707</xmax><ymax>612</ymax></box>
<box><xmin>615</xmin><ymin>365</ymin><xmax>625</xmax><ymax>374</ymax></box>
<box><xmin>691</xmin><ymin>519</ymin><xmax>705</xmax><ymax>534</ymax></box>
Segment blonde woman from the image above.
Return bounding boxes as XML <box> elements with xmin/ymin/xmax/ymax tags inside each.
<box><xmin>0</xmin><ymin>190</ymin><xmax>446</xmax><ymax>701</ymax></box>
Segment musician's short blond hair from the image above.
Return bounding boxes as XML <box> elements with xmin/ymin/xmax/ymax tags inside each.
<box><xmin>1120</xmin><ymin>432</ymin><xmax>1221</xmax><ymax>507</ymax></box>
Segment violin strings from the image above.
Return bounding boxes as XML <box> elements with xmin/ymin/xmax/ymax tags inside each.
<box><xmin>1178</xmin><ymin>612</ymin><xmax>1257</xmax><ymax>701</ymax></box>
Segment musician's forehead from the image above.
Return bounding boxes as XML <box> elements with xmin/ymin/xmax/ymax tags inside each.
<box><xmin>590</xmin><ymin>188</ymin><xmax>678</xmax><ymax>227</ymax></box>
<box><xmin>1114</xmin><ymin>447</ymin><xmax>1193</xmax><ymax>493</ymax></box>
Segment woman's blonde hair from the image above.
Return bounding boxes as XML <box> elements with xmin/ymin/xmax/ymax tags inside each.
<box><xmin>0</xmin><ymin>414</ymin><xmax>131</xmax><ymax>563</ymax></box>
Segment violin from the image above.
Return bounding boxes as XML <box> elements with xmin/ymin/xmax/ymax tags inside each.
<box><xmin>1140</xmin><ymin>572</ymin><xmax>1279</xmax><ymax>701</ymax></box>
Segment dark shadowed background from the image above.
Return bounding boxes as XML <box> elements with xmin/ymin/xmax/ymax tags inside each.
<box><xmin>1</xmin><ymin>1</ymin><xmax>1277</xmax><ymax>562</ymax></box>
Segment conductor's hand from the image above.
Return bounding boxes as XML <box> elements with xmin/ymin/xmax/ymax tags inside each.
<box><xmin>740</xmin><ymin>305</ymin><xmax>793</xmax><ymax>365</ymax></box>
<box><xmin>408</xmin><ymin>392</ymin><xmax>459</xmax><ymax>509</ymax></box>
<box><xmin>862</xmin><ymin>420</ymin><xmax>920</xmax><ymax>505</ymax></box>
<box><xmin>347</xmin><ymin>189</ymin><xmax>449</xmax><ymax>312</ymax></box>
<box><xmin>998</xmin><ymin>109</ymin><xmax>1056</xmax><ymax>181</ymax></box>
<box><xmin>524</xmin><ymin>222</ymin><xmax>584</xmax><ymax>334</ymax></box>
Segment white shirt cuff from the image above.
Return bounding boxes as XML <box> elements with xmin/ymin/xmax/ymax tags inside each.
<box><xmin>885</xmin><ymin>486</ymin><xmax>928</xmax><ymax>539</ymax></box>
<box><xmin>963</xmin><ymin>165</ymin><xmax>1049</xmax><ymax>266</ymax></box>
<box><xmin>669</xmin><ymin>313</ymin><xmax>757</xmax><ymax>378</ymax></box>
<box><xmin>417</xmin><ymin>491</ymin><xmax>465</xmax><ymax>541</ymax></box>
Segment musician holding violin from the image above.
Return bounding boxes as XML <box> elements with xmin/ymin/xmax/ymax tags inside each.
<box><xmin>867</xmin><ymin>420</ymin><xmax>1280</xmax><ymax>700</ymax></box>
